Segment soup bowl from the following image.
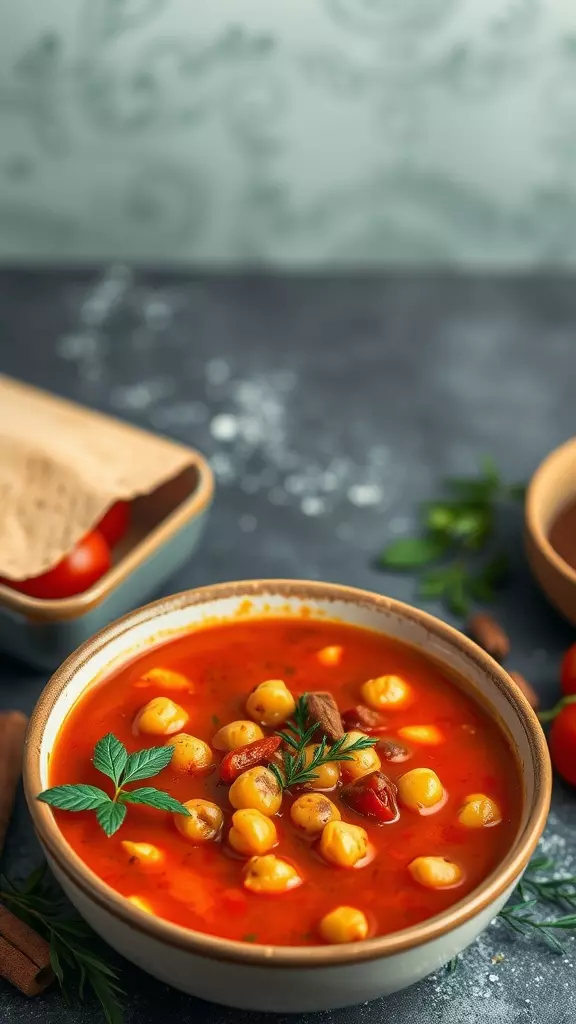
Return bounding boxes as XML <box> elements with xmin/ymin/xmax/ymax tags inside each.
<box><xmin>24</xmin><ymin>580</ymin><xmax>551</xmax><ymax>1013</ymax></box>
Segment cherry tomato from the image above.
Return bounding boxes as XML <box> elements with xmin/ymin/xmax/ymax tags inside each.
<box><xmin>549</xmin><ymin>703</ymin><xmax>576</xmax><ymax>786</ymax></box>
<box><xmin>560</xmin><ymin>642</ymin><xmax>576</xmax><ymax>696</ymax></box>
<box><xmin>3</xmin><ymin>530</ymin><xmax>111</xmax><ymax>599</ymax></box>
<box><xmin>97</xmin><ymin>501</ymin><xmax>130</xmax><ymax>547</ymax></box>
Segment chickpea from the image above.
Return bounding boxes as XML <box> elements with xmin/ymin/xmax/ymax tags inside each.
<box><xmin>212</xmin><ymin>720</ymin><xmax>264</xmax><ymax>751</ymax></box>
<box><xmin>229</xmin><ymin>766</ymin><xmax>283</xmax><ymax>817</ymax></box>
<box><xmin>246</xmin><ymin>679</ymin><xmax>296</xmax><ymax>727</ymax></box>
<box><xmin>409</xmin><ymin>856</ymin><xmax>463</xmax><ymax>889</ymax></box>
<box><xmin>458</xmin><ymin>793</ymin><xmax>502</xmax><ymax>829</ymax></box>
<box><xmin>398</xmin><ymin>767</ymin><xmax>444</xmax><ymax>812</ymax></box>
<box><xmin>301</xmin><ymin>744</ymin><xmax>340</xmax><ymax>790</ymax></box>
<box><xmin>126</xmin><ymin>895</ymin><xmax>154</xmax><ymax>914</ymax></box>
<box><xmin>316</xmin><ymin>645</ymin><xmax>343</xmax><ymax>667</ymax></box>
<box><xmin>243</xmin><ymin>854</ymin><xmax>302</xmax><ymax>894</ymax></box>
<box><xmin>165</xmin><ymin>733</ymin><xmax>212</xmax><ymax>772</ymax></box>
<box><xmin>135</xmin><ymin>667</ymin><xmax>193</xmax><ymax>692</ymax></box>
<box><xmin>290</xmin><ymin>793</ymin><xmax>341</xmax><ymax>836</ymax></box>
<box><xmin>397</xmin><ymin>725</ymin><xmax>444</xmax><ymax>746</ymax></box>
<box><xmin>175</xmin><ymin>798</ymin><xmax>223</xmax><ymax>843</ymax></box>
<box><xmin>319</xmin><ymin>906</ymin><xmax>369</xmax><ymax>944</ymax></box>
<box><xmin>120</xmin><ymin>841</ymin><xmax>164</xmax><ymax>869</ymax></box>
<box><xmin>340</xmin><ymin>731</ymin><xmax>381</xmax><ymax>781</ymax></box>
<box><xmin>319</xmin><ymin>820</ymin><xmax>368</xmax><ymax>868</ymax></box>
<box><xmin>360</xmin><ymin>674</ymin><xmax>412</xmax><ymax>711</ymax></box>
<box><xmin>134</xmin><ymin>697</ymin><xmax>188</xmax><ymax>736</ymax></box>
<box><xmin>229</xmin><ymin>809</ymin><xmax>278</xmax><ymax>856</ymax></box>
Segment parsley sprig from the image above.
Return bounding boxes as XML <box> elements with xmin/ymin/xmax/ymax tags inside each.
<box><xmin>37</xmin><ymin>733</ymin><xmax>190</xmax><ymax>837</ymax></box>
<box><xmin>377</xmin><ymin>456</ymin><xmax>525</xmax><ymax>617</ymax></box>
<box><xmin>0</xmin><ymin>864</ymin><xmax>124</xmax><ymax>1023</ymax></box>
<box><xmin>269</xmin><ymin>695</ymin><xmax>377</xmax><ymax>790</ymax></box>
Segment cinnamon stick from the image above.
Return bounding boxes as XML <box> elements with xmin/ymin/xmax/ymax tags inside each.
<box><xmin>0</xmin><ymin>711</ymin><xmax>28</xmax><ymax>854</ymax></box>
<box><xmin>0</xmin><ymin>709</ymin><xmax>54</xmax><ymax>996</ymax></box>
<box><xmin>0</xmin><ymin>906</ymin><xmax>54</xmax><ymax>996</ymax></box>
<box><xmin>467</xmin><ymin>613</ymin><xmax>510</xmax><ymax>662</ymax></box>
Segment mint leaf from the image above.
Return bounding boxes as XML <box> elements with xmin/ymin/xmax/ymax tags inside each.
<box><xmin>417</xmin><ymin>575</ymin><xmax>448</xmax><ymax>598</ymax></box>
<box><xmin>121</xmin><ymin>745</ymin><xmax>174</xmax><ymax>785</ymax></box>
<box><xmin>480</xmin><ymin>552</ymin><xmax>509</xmax><ymax>587</ymax></box>
<box><xmin>480</xmin><ymin>454</ymin><xmax>500</xmax><ymax>487</ymax></box>
<box><xmin>378</xmin><ymin>536</ymin><xmax>448</xmax><ymax>569</ymax></box>
<box><xmin>446</xmin><ymin>575</ymin><xmax>469</xmax><ymax>617</ymax></box>
<box><xmin>93</xmin><ymin>733</ymin><xmax>127</xmax><ymax>786</ymax></box>
<box><xmin>508</xmin><ymin>482</ymin><xmax>527</xmax><ymax>501</ymax></box>
<box><xmin>37</xmin><ymin>784</ymin><xmax>110</xmax><ymax>812</ymax></box>
<box><xmin>120</xmin><ymin>788</ymin><xmax>190</xmax><ymax>815</ymax></box>
<box><xmin>96</xmin><ymin>801</ymin><xmax>126</xmax><ymax>837</ymax></box>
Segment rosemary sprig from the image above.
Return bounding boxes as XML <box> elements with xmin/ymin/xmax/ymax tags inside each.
<box><xmin>0</xmin><ymin>864</ymin><xmax>124</xmax><ymax>1023</ymax></box>
<box><xmin>498</xmin><ymin>855</ymin><xmax>576</xmax><ymax>953</ymax></box>
<box><xmin>37</xmin><ymin>733</ymin><xmax>191</xmax><ymax>837</ymax></box>
<box><xmin>376</xmin><ymin>456</ymin><xmax>524</xmax><ymax>618</ymax></box>
<box><xmin>270</xmin><ymin>734</ymin><xmax>378</xmax><ymax>791</ymax></box>
<box><xmin>444</xmin><ymin>855</ymin><xmax>576</xmax><ymax>976</ymax></box>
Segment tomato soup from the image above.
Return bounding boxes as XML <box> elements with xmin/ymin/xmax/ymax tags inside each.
<box><xmin>47</xmin><ymin>619</ymin><xmax>521</xmax><ymax>947</ymax></box>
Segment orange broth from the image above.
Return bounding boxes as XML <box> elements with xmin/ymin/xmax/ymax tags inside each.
<box><xmin>49</xmin><ymin>618</ymin><xmax>522</xmax><ymax>946</ymax></box>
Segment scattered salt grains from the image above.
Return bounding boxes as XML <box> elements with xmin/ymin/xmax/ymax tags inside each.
<box><xmin>301</xmin><ymin>496</ymin><xmax>326</xmax><ymax>516</ymax></box>
<box><xmin>111</xmin><ymin>378</ymin><xmax>174</xmax><ymax>411</ymax></box>
<box><xmin>347</xmin><ymin>482</ymin><xmax>384</xmax><ymax>507</ymax></box>
<box><xmin>238</xmin><ymin>514</ymin><xmax>257</xmax><ymax>533</ymax></box>
<box><xmin>205</xmin><ymin>358</ymin><xmax>230</xmax><ymax>385</ymax></box>
<box><xmin>210</xmin><ymin>413</ymin><xmax>240</xmax><ymax>442</ymax></box>
<box><xmin>151</xmin><ymin>401</ymin><xmax>208</xmax><ymax>428</ymax></box>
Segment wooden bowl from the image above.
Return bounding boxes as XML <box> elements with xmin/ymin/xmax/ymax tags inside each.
<box><xmin>526</xmin><ymin>438</ymin><xmax>576</xmax><ymax>625</ymax></box>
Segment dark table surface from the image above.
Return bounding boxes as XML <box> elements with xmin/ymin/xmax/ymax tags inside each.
<box><xmin>1</xmin><ymin>269</ymin><xmax>576</xmax><ymax>1024</ymax></box>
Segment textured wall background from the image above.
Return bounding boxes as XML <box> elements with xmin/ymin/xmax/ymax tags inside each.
<box><xmin>2</xmin><ymin>0</ymin><xmax>576</xmax><ymax>266</ymax></box>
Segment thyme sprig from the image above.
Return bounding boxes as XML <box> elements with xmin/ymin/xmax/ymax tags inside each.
<box><xmin>0</xmin><ymin>864</ymin><xmax>124</xmax><ymax>1023</ymax></box>
<box><xmin>270</xmin><ymin>695</ymin><xmax>377</xmax><ymax>791</ymax></box>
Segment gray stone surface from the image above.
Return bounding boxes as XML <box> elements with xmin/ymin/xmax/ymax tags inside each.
<box><xmin>0</xmin><ymin>268</ymin><xmax>575</xmax><ymax>1022</ymax></box>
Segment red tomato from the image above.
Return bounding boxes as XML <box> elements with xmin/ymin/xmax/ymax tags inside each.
<box><xmin>549</xmin><ymin>703</ymin><xmax>576</xmax><ymax>786</ymax></box>
<box><xmin>560</xmin><ymin>642</ymin><xmax>576</xmax><ymax>696</ymax></box>
<box><xmin>97</xmin><ymin>501</ymin><xmax>130</xmax><ymax>547</ymax></box>
<box><xmin>4</xmin><ymin>530</ymin><xmax>111</xmax><ymax>599</ymax></box>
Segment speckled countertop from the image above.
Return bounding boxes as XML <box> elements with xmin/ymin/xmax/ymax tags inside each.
<box><xmin>1</xmin><ymin>270</ymin><xmax>575</xmax><ymax>1023</ymax></box>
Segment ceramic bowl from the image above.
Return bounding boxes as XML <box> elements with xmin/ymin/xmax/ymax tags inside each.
<box><xmin>526</xmin><ymin>438</ymin><xmax>576</xmax><ymax>626</ymax></box>
<box><xmin>24</xmin><ymin>581</ymin><xmax>551</xmax><ymax>1013</ymax></box>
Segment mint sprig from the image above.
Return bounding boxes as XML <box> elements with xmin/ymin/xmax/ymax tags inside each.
<box><xmin>37</xmin><ymin>733</ymin><xmax>190</xmax><ymax>837</ymax></box>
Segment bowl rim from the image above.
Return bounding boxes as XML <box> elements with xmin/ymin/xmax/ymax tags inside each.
<box><xmin>526</xmin><ymin>436</ymin><xmax>576</xmax><ymax>586</ymax></box>
<box><xmin>24</xmin><ymin>579</ymin><xmax>551</xmax><ymax>968</ymax></box>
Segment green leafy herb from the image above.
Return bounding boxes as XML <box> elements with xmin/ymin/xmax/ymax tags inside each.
<box><xmin>37</xmin><ymin>733</ymin><xmax>190</xmax><ymax>837</ymax></box>
<box><xmin>497</xmin><ymin>856</ymin><xmax>576</xmax><ymax>954</ymax></box>
<box><xmin>377</xmin><ymin>536</ymin><xmax>449</xmax><ymax>569</ymax></box>
<box><xmin>270</xmin><ymin>694</ymin><xmax>378</xmax><ymax>790</ymax></box>
<box><xmin>377</xmin><ymin>457</ymin><xmax>523</xmax><ymax>619</ymax></box>
<box><xmin>270</xmin><ymin>733</ymin><xmax>377</xmax><ymax>791</ymax></box>
<box><xmin>0</xmin><ymin>865</ymin><xmax>124</xmax><ymax>1022</ymax></box>
<box><xmin>445</xmin><ymin>855</ymin><xmax>576</xmax><ymax>976</ymax></box>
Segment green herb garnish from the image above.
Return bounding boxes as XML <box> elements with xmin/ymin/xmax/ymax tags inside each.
<box><xmin>443</xmin><ymin>854</ymin><xmax>576</xmax><ymax>976</ymax></box>
<box><xmin>0</xmin><ymin>864</ymin><xmax>124</xmax><ymax>1023</ymax></box>
<box><xmin>269</xmin><ymin>695</ymin><xmax>377</xmax><ymax>791</ymax></box>
<box><xmin>37</xmin><ymin>733</ymin><xmax>190</xmax><ymax>837</ymax></box>
<box><xmin>377</xmin><ymin>456</ymin><xmax>524</xmax><ymax>617</ymax></box>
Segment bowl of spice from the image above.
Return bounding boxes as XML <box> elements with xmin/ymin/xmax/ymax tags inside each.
<box><xmin>526</xmin><ymin>438</ymin><xmax>576</xmax><ymax>625</ymax></box>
